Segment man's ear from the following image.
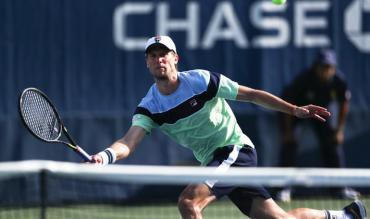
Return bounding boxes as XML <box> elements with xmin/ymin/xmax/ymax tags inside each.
<box><xmin>145</xmin><ymin>57</ymin><xmax>149</xmax><ymax>68</ymax></box>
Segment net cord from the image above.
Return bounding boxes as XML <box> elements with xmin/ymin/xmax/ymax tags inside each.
<box><xmin>0</xmin><ymin>160</ymin><xmax>369</xmax><ymax>187</ymax></box>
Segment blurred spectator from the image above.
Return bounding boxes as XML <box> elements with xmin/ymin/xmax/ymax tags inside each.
<box><xmin>276</xmin><ymin>49</ymin><xmax>360</xmax><ymax>202</ymax></box>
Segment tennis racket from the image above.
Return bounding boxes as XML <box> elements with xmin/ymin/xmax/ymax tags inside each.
<box><xmin>19</xmin><ymin>87</ymin><xmax>92</xmax><ymax>162</ymax></box>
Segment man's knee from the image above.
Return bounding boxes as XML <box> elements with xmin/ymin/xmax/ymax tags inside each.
<box><xmin>178</xmin><ymin>196</ymin><xmax>201</xmax><ymax>216</ymax></box>
<box><xmin>177</xmin><ymin>184</ymin><xmax>215</xmax><ymax>218</ymax></box>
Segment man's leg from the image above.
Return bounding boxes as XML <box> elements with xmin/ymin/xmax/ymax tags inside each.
<box><xmin>228</xmin><ymin>186</ymin><xmax>321</xmax><ymax>219</ymax></box>
<box><xmin>249</xmin><ymin>197</ymin><xmax>296</xmax><ymax>219</ymax></box>
<box><xmin>315</xmin><ymin>123</ymin><xmax>360</xmax><ymax>199</ymax></box>
<box><xmin>178</xmin><ymin>184</ymin><xmax>324</xmax><ymax>219</ymax></box>
<box><xmin>250</xmin><ymin>197</ymin><xmax>330</xmax><ymax>219</ymax></box>
<box><xmin>178</xmin><ymin>183</ymin><xmax>216</xmax><ymax>219</ymax></box>
<box><xmin>315</xmin><ymin>124</ymin><xmax>343</xmax><ymax>168</ymax></box>
<box><xmin>178</xmin><ymin>184</ymin><xmax>323</xmax><ymax>219</ymax></box>
<box><xmin>250</xmin><ymin>197</ymin><xmax>367</xmax><ymax>219</ymax></box>
<box><xmin>277</xmin><ymin>117</ymin><xmax>298</xmax><ymax>202</ymax></box>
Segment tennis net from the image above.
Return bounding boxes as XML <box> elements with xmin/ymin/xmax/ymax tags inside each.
<box><xmin>0</xmin><ymin>160</ymin><xmax>369</xmax><ymax>219</ymax></box>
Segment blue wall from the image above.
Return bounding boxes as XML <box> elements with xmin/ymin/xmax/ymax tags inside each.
<box><xmin>1</xmin><ymin>0</ymin><xmax>370</xmax><ymax>167</ymax></box>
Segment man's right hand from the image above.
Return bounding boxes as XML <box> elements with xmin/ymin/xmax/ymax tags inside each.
<box><xmin>90</xmin><ymin>154</ymin><xmax>104</xmax><ymax>165</ymax></box>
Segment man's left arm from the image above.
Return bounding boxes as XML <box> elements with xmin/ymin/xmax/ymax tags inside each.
<box><xmin>236</xmin><ymin>85</ymin><xmax>331</xmax><ymax>122</ymax></box>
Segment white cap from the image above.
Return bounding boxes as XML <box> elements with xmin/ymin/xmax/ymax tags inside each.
<box><xmin>145</xmin><ymin>36</ymin><xmax>177</xmax><ymax>53</ymax></box>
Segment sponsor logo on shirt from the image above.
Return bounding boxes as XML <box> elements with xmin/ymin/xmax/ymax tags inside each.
<box><xmin>189</xmin><ymin>99</ymin><xmax>198</xmax><ymax>107</ymax></box>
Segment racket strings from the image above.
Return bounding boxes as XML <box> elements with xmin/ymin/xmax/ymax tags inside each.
<box><xmin>21</xmin><ymin>91</ymin><xmax>61</xmax><ymax>141</ymax></box>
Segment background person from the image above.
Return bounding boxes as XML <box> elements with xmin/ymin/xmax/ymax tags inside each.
<box><xmin>276</xmin><ymin>49</ymin><xmax>360</xmax><ymax>202</ymax></box>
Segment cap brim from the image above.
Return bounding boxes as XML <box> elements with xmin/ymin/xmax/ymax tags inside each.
<box><xmin>145</xmin><ymin>43</ymin><xmax>173</xmax><ymax>53</ymax></box>
<box><xmin>319</xmin><ymin>59</ymin><xmax>336</xmax><ymax>66</ymax></box>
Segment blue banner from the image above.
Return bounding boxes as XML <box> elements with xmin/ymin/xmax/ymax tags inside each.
<box><xmin>0</xmin><ymin>0</ymin><xmax>369</xmax><ymax>167</ymax></box>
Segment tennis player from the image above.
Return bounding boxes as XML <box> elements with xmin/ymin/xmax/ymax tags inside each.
<box><xmin>91</xmin><ymin>36</ymin><xmax>367</xmax><ymax>219</ymax></box>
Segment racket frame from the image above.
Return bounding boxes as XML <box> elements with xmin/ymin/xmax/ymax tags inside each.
<box><xmin>19</xmin><ymin>88</ymin><xmax>92</xmax><ymax>162</ymax></box>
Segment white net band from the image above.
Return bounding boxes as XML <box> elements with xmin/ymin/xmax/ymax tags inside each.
<box><xmin>1</xmin><ymin>160</ymin><xmax>369</xmax><ymax>187</ymax></box>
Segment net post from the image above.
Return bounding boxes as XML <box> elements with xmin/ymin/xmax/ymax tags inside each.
<box><xmin>40</xmin><ymin>169</ymin><xmax>48</xmax><ymax>219</ymax></box>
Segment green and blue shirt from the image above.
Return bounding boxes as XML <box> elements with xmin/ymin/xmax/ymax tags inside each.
<box><xmin>132</xmin><ymin>69</ymin><xmax>254</xmax><ymax>165</ymax></box>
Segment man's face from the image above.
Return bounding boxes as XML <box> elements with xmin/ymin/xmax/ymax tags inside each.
<box><xmin>315</xmin><ymin>64</ymin><xmax>336</xmax><ymax>82</ymax></box>
<box><xmin>145</xmin><ymin>45</ymin><xmax>179</xmax><ymax>81</ymax></box>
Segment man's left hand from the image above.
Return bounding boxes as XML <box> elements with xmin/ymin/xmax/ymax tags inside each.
<box><xmin>293</xmin><ymin>104</ymin><xmax>331</xmax><ymax>122</ymax></box>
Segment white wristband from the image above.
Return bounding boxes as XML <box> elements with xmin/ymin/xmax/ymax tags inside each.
<box><xmin>98</xmin><ymin>148</ymin><xmax>117</xmax><ymax>165</ymax></box>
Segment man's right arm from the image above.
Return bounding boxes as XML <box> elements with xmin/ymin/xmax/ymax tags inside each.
<box><xmin>91</xmin><ymin>126</ymin><xmax>147</xmax><ymax>165</ymax></box>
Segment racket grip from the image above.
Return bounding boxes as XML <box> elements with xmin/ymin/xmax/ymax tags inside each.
<box><xmin>75</xmin><ymin>146</ymin><xmax>92</xmax><ymax>162</ymax></box>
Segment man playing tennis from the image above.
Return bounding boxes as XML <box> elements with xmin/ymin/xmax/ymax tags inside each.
<box><xmin>91</xmin><ymin>36</ymin><xmax>366</xmax><ymax>219</ymax></box>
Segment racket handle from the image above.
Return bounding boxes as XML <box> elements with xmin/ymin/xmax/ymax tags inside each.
<box><xmin>75</xmin><ymin>146</ymin><xmax>92</xmax><ymax>162</ymax></box>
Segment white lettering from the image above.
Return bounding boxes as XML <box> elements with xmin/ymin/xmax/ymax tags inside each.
<box><xmin>345</xmin><ymin>0</ymin><xmax>370</xmax><ymax>52</ymax></box>
<box><xmin>251</xmin><ymin>1</ymin><xmax>289</xmax><ymax>48</ymax></box>
<box><xmin>294</xmin><ymin>1</ymin><xmax>330</xmax><ymax>47</ymax></box>
<box><xmin>157</xmin><ymin>2</ymin><xmax>199</xmax><ymax>49</ymax></box>
<box><xmin>113</xmin><ymin>3</ymin><xmax>154</xmax><ymax>50</ymax></box>
<box><xmin>112</xmin><ymin>1</ymin><xmax>370</xmax><ymax>52</ymax></box>
<box><xmin>202</xmin><ymin>2</ymin><xmax>248</xmax><ymax>49</ymax></box>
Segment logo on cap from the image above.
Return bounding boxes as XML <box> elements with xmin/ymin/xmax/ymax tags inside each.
<box><xmin>154</xmin><ymin>36</ymin><xmax>161</xmax><ymax>43</ymax></box>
